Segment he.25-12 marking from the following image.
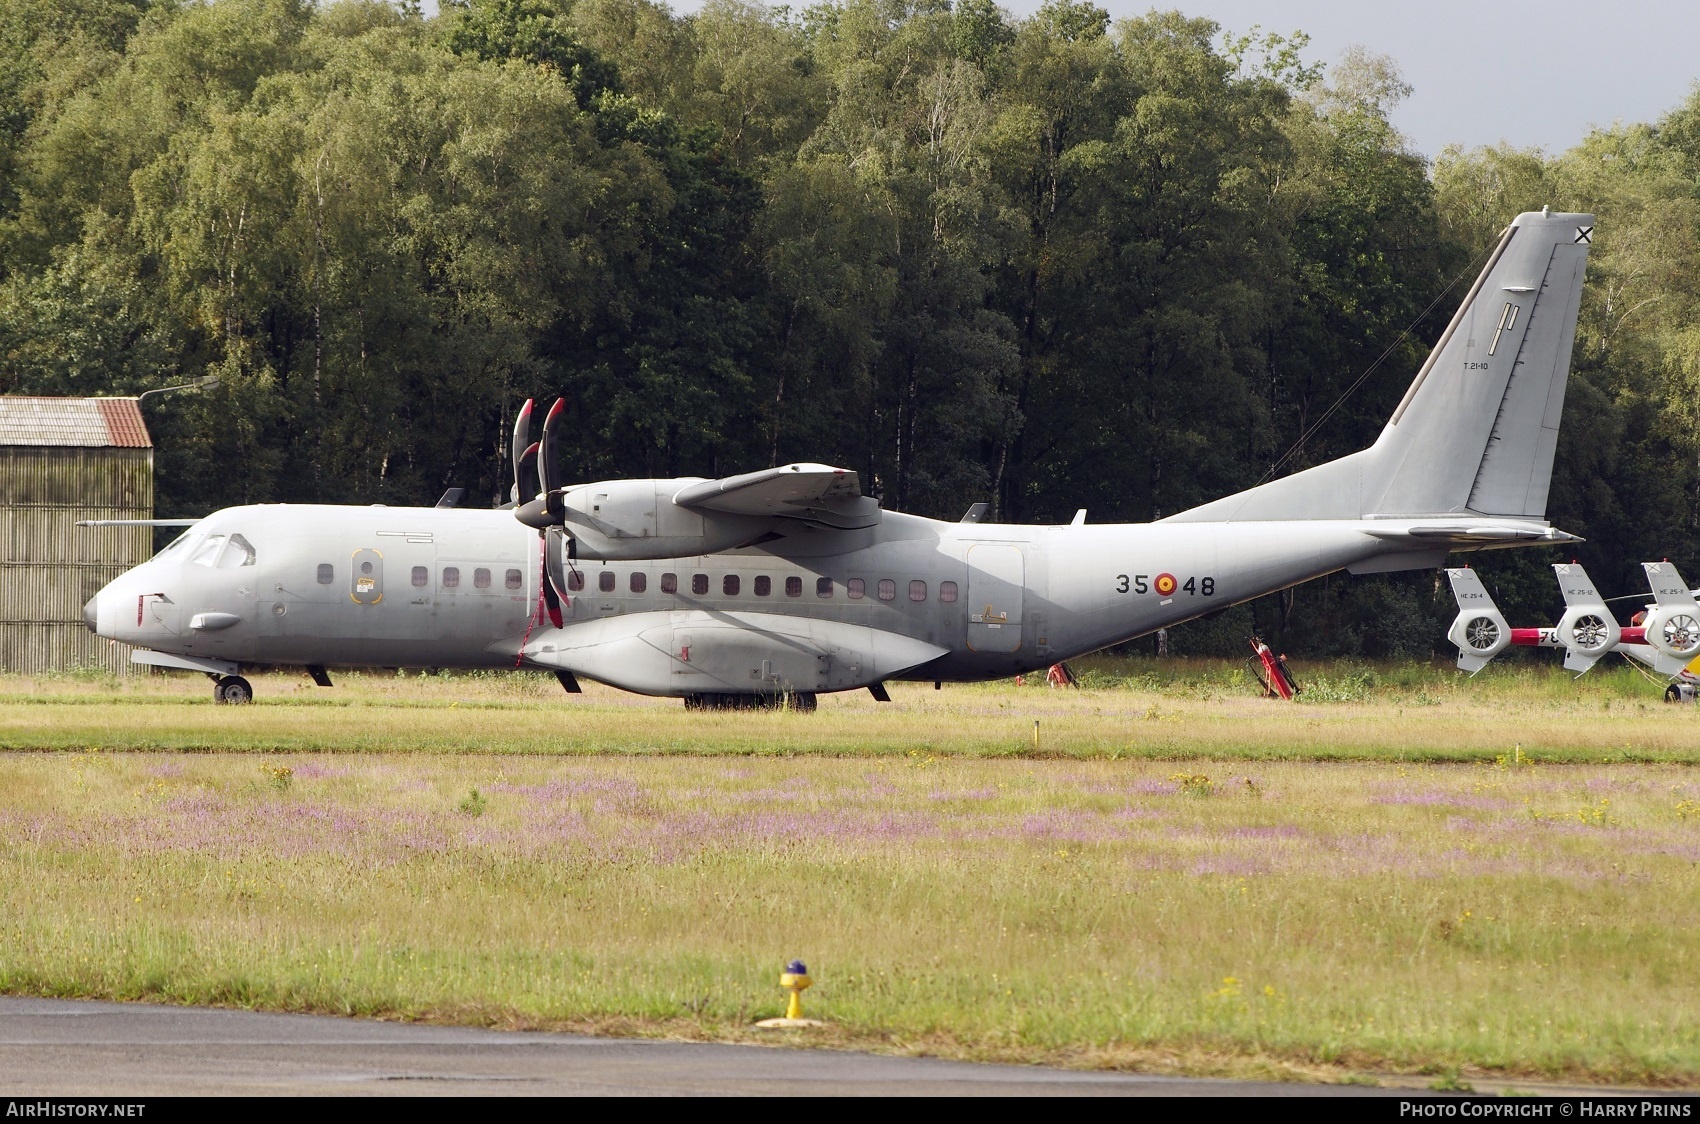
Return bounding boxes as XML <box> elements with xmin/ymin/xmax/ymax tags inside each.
<box><xmin>1116</xmin><ymin>573</ymin><xmax>1214</xmax><ymax>596</ymax></box>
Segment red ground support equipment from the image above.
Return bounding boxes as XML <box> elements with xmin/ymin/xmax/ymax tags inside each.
<box><xmin>1249</xmin><ymin>636</ymin><xmax>1300</xmax><ymax>700</ymax></box>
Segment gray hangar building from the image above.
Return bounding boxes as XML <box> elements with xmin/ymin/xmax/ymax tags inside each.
<box><xmin>0</xmin><ymin>396</ymin><xmax>153</xmax><ymax>674</ymax></box>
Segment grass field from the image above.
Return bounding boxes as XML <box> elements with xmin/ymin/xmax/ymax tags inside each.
<box><xmin>1</xmin><ymin>655</ymin><xmax>1694</xmax><ymax>762</ymax></box>
<box><xmin>3</xmin><ymin>658</ymin><xmax>1699</xmax><ymax>1087</ymax></box>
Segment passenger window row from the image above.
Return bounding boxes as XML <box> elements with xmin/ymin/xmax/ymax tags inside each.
<box><xmin>314</xmin><ymin>564</ymin><xmax>524</xmax><ymax>591</ymax></box>
<box><xmin>562</xmin><ymin>570</ymin><xmax>959</xmax><ymax>603</ymax></box>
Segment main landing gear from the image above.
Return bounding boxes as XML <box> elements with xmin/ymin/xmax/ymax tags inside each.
<box><xmin>684</xmin><ymin>692</ymin><xmax>817</xmax><ymax>712</ymax></box>
<box><xmin>212</xmin><ymin>675</ymin><xmax>253</xmax><ymax>705</ymax></box>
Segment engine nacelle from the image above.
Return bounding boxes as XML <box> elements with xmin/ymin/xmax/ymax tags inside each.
<box><xmin>1445</xmin><ymin>568</ymin><xmax>1509</xmax><ymax>674</ymax></box>
<box><xmin>560</xmin><ymin>478</ymin><xmax>764</xmax><ymax>561</ymax></box>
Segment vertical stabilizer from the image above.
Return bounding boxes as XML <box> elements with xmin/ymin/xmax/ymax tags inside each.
<box><xmin>1165</xmin><ymin>210</ymin><xmax>1593</xmax><ymax>524</ymax></box>
<box><xmin>1643</xmin><ymin>561</ymin><xmax>1693</xmax><ymax>606</ymax></box>
<box><xmin>1368</xmin><ymin>211</ymin><xmax>1592</xmax><ymax>517</ymax></box>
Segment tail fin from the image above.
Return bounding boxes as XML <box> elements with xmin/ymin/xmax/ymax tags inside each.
<box><xmin>1643</xmin><ymin>561</ymin><xmax>1694</xmax><ymax>607</ymax></box>
<box><xmin>1445</xmin><ymin>568</ymin><xmax>1509</xmax><ymax>674</ymax></box>
<box><xmin>1169</xmin><ymin>210</ymin><xmax>1593</xmax><ymax>523</ymax></box>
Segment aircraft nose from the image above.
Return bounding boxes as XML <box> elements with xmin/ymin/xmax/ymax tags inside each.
<box><xmin>83</xmin><ymin>595</ymin><xmax>98</xmax><ymax>634</ymax></box>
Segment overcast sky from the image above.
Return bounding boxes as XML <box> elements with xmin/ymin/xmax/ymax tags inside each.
<box><xmin>639</xmin><ymin>0</ymin><xmax>1700</xmax><ymax>160</ymax></box>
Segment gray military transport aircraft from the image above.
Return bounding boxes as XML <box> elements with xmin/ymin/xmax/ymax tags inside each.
<box><xmin>84</xmin><ymin>209</ymin><xmax>1595</xmax><ymax>708</ymax></box>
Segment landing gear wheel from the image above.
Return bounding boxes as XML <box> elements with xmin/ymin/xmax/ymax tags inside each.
<box><xmin>684</xmin><ymin>692</ymin><xmax>817</xmax><ymax>711</ymax></box>
<box><xmin>214</xmin><ymin>675</ymin><xmax>253</xmax><ymax>705</ymax></box>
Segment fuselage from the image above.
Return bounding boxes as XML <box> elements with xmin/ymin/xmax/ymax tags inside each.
<box><xmin>86</xmin><ymin>501</ymin><xmax>1504</xmax><ymax>696</ymax></box>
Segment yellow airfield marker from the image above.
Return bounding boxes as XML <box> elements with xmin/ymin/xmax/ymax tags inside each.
<box><xmin>755</xmin><ymin>959</ymin><xmax>824</xmax><ymax>1029</ymax></box>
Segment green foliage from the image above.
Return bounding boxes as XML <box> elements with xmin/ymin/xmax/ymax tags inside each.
<box><xmin>458</xmin><ymin>787</ymin><xmax>488</xmax><ymax>816</ymax></box>
<box><xmin>1</xmin><ymin>0</ymin><xmax>1697</xmax><ymax>655</ymax></box>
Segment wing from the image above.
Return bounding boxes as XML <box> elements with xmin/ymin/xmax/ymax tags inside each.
<box><xmin>672</xmin><ymin>463</ymin><xmax>880</xmax><ymax>529</ymax></box>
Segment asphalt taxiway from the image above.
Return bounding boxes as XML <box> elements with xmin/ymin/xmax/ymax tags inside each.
<box><xmin>0</xmin><ymin>996</ymin><xmax>1400</xmax><ymax>1097</ymax></box>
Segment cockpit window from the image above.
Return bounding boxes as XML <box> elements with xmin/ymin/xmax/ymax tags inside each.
<box><xmin>189</xmin><ymin>535</ymin><xmax>227</xmax><ymax>567</ymax></box>
<box><xmin>219</xmin><ymin>534</ymin><xmax>256</xmax><ymax>568</ymax></box>
<box><xmin>154</xmin><ymin>531</ymin><xmax>196</xmax><ymax>560</ymax></box>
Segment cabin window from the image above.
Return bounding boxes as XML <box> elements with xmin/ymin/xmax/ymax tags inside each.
<box><xmin>939</xmin><ymin>580</ymin><xmax>958</xmax><ymax>603</ymax></box>
<box><xmin>816</xmin><ymin>577</ymin><xmax>833</xmax><ymax>599</ymax></box>
<box><xmin>661</xmin><ymin>573</ymin><xmax>678</xmax><ymax>594</ymax></box>
<box><xmin>599</xmin><ymin>571</ymin><xmax>615</xmax><ymax>593</ymax></box>
<box><xmin>567</xmin><ymin>570</ymin><xmax>585</xmax><ymax>592</ymax></box>
<box><xmin>442</xmin><ymin>566</ymin><xmax>460</xmax><ymax>589</ymax></box>
<box><xmin>847</xmin><ymin>578</ymin><xmax>865</xmax><ymax>600</ymax></box>
<box><xmin>189</xmin><ymin>535</ymin><xmax>226</xmax><ymax>567</ymax></box>
<box><xmin>474</xmin><ymin>568</ymin><xmax>491</xmax><ymax>589</ymax></box>
<box><xmin>786</xmin><ymin>576</ymin><xmax>803</xmax><ymax>598</ymax></box>
<box><xmin>692</xmin><ymin>573</ymin><xmax>709</xmax><ymax>595</ymax></box>
<box><xmin>753</xmin><ymin>575</ymin><xmax>771</xmax><ymax>597</ymax></box>
<box><xmin>412</xmin><ymin>566</ymin><xmax>429</xmax><ymax>587</ymax></box>
<box><xmin>910</xmin><ymin>579</ymin><xmax>927</xmax><ymax>602</ymax></box>
<box><xmin>723</xmin><ymin>575</ymin><xmax>740</xmax><ymax>596</ymax></box>
<box><xmin>505</xmin><ymin>568</ymin><xmax>522</xmax><ymax>590</ymax></box>
<box><xmin>877</xmin><ymin>579</ymin><xmax>896</xmax><ymax>602</ymax></box>
<box><xmin>316</xmin><ymin>563</ymin><xmax>334</xmax><ymax>585</ymax></box>
<box><xmin>220</xmin><ymin>534</ymin><xmax>256</xmax><ymax>568</ymax></box>
<box><xmin>630</xmin><ymin>572</ymin><xmax>647</xmax><ymax>593</ymax></box>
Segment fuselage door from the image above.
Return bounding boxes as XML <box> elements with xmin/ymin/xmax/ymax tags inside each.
<box><xmin>966</xmin><ymin>543</ymin><xmax>1024</xmax><ymax>653</ymax></box>
<box><xmin>351</xmin><ymin>548</ymin><xmax>383</xmax><ymax>605</ymax></box>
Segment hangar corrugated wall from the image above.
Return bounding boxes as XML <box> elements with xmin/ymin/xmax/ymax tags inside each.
<box><xmin>0</xmin><ymin>398</ymin><xmax>153</xmax><ymax>674</ymax></box>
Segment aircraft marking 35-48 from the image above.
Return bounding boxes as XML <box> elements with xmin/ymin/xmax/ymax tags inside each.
<box><xmin>80</xmin><ymin>209</ymin><xmax>1597</xmax><ymax>707</ymax></box>
<box><xmin>1113</xmin><ymin>573</ymin><xmax>1216</xmax><ymax>598</ymax></box>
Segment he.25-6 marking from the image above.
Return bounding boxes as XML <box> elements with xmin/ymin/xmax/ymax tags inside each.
<box><xmin>1115</xmin><ymin>573</ymin><xmax>1215</xmax><ymax>596</ymax></box>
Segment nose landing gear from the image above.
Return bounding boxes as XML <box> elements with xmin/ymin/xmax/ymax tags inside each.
<box><xmin>212</xmin><ymin>675</ymin><xmax>253</xmax><ymax>705</ymax></box>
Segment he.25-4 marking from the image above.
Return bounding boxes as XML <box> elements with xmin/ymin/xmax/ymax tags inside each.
<box><xmin>1116</xmin><ymin>573</ymin><xmax>1215</xmax><ymax>596</ymax></box>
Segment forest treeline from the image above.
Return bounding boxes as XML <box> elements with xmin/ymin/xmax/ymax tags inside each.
<box><xmin>3</xmin><ymin>0</ymin><xmax>1699</xmax><ymax>656</ymax></box>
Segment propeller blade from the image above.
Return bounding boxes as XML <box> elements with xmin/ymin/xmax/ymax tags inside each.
<box><xmin>542</xmin><ymin>572</ymin><xmax>564</xmax><ymax>629</ymax></box>
<box><xmin>510</xmin><ymin>399</ymin><xmax>535</xmax><ymax>503</ymax></box>
<box><xmin>543</xmin><ymin>528</ymin><xmax>568</xmax><ymax>628</ymax></box>
<box><xmin>519</xmin><ymin>440</ymin><xmax>539</xmax><ymax>493</ymax></box>
<box><xmin>540</xmin><ymin>398</ymin><xmax>566</xmax><ymax>519</ymax></box>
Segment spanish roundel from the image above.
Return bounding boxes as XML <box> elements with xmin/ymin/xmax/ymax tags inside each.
<box><xmin>1154</xmin><ymin>573</ymin><xmax>1177</xmax><ymax>596</ymax></box>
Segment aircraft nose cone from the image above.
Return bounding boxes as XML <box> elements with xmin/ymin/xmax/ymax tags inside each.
<box><xmin>83</xmin><ymin>595</ymin><xmax>98</xmax><ymax>634</ymax></box>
